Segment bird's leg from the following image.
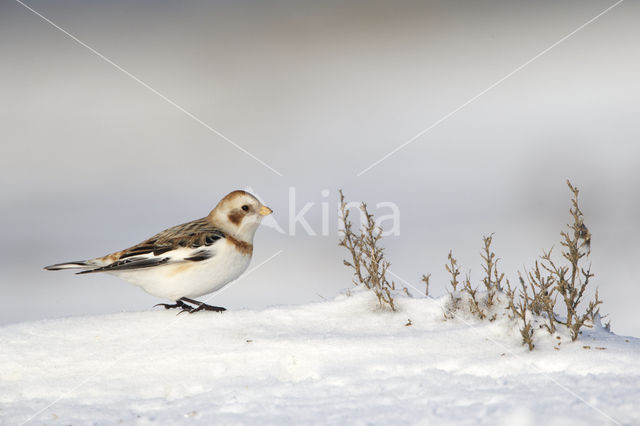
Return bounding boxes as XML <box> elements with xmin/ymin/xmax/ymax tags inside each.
<box><xmin>178</xmin><ymin>297</ymin><xmax>226</xmax><ymax>314</ymax></box>
<box><xmin>153</xmin><ymin>298</ymin><xmax>193</xmax><ymax>310</ymax></box>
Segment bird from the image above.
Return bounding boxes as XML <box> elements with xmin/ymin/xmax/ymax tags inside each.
<box><xmin>44</xmin><ymin>190</ymin><xmax>273</xmax><ymax>313</ymax></box>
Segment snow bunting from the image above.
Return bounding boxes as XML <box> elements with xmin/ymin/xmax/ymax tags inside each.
<box><xmin>45</xmin><ymin>190</ymin><xmax>272</xmax><ymax>313</ymax></box>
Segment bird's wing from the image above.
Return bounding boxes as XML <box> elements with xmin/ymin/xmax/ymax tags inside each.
<box><xmin>76</xmin><ymin>256</ymin><xmax>172</xmax><ymax>274</ymax></box>
<box><xmin>119</xmin><ymin>217</ymin><xmax>225</xmax><ymax>258</ymax></box>
<box><xmin>79</xmin><ymin>218</ymin><xmax>226</xmax><ymax>274</ymax></box>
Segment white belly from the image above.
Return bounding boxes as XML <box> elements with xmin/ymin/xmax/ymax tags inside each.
<box><xmin>110</xmin><ymin>241</ymin><xmax>252</xmax><ymax>301</ymax></box>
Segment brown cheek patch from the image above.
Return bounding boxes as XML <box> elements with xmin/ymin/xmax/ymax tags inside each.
<box><xmin>228</xmin><ymin>209</ymin><xmax>244</xmax><ymax>225</ymax></box>
<box><xmin>227</xmin><ymin>236</ymin><xmax>253</xmax><ymax>255</ymax></box>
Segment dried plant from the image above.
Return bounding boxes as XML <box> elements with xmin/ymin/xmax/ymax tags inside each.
<box><xmin>506</xmin><ymin>278</ymin><xmax>535</xmax><ymax>351</ymax></box>
<box><xmin>538</xmin><ymin>181</ymin><xmax>601</xmax><ymax>340</ymax></box>
<box><xmin>422</xmin><ymin>273</ymin><xmax>431</xmax><ymax>297</ymax></box>
<box><xmin>521</xmin><ymin>259</ymin><xmax>557</xmax><ymax>334</ymax></box>
<box><xmin>445</xmin><ymin>251</ymin><xmax>460</xmax><ymax>293</ymax></box>
<box><xmin>510</xmin><ymin>180</ymin><xmax>603</xmax><ymax>343</ymax></box>
<box><xmin>441</xmin><ymin>251</ymin><xmax>462</xmax><ymax>319</ymax></box>
<box><xmin>463</xmin><ymin>272</ymin><xmax>485</xmax><ymax>319</ymax></box>
<box><xmin>341</xmin><ymin>181</ymin><xmax>604</xmax><ymax>349</ymax></box>
<box><xmin>443</xmin><ymin>238</ymin><xmax>504</xmax><ymax>321</ymax></box>
<box><xmin>481</xmin><ymin>234</ymin><xmax>503</xmax><ymax>308</ymax></box>
<box><xmin>339</xmin><ymin>190</ymin><xmax>398</xmax><ymax>311</ymax></box>
<box><xmin>338</xmin><ymin>190</ymin><xmax>365</xmax><ymax>287</ymax></box>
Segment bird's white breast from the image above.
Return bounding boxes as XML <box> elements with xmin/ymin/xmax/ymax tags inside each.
<box><xmin>110</xmin><ymin>239</ymin><xmax>252</xmax><ymax>301</ymax></box>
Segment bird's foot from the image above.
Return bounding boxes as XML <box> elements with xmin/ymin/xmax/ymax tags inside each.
<box><xmin>177</xmin><ymin>297</ymin><xmax>226</xmax><ymax>314</ymax></box>
<box><xmin>178</xmin><ymin>304</ymin><xmax>226</xmax><ymax>314</ymax></box>
<box><xmin>154</xmin><ymin>300</ymin><xmax>192</xmax><ymax>310</ymax></box>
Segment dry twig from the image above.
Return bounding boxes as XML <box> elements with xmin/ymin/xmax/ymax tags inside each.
<box><xmin>338</xmin><ymin>190</ymin><xmax>399</xmax><ymax>311</ymax></box>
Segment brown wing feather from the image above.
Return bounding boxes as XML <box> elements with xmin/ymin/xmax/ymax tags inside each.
<box><xmin>102</xmin><ymin>218</ymin><xmax>226</xmax><ymax>262</ymax></box>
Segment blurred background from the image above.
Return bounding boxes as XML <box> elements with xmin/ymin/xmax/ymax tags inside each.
<box><xmin>1</xmin><ymin>0</ymin><xmax>638</xmax><ymax>335</ymax></box>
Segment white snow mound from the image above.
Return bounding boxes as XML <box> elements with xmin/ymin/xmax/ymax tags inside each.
<box><xmin>1</xmin><ymin>291</ymin><xmax>638</xmax><ymax>425</ymax></box>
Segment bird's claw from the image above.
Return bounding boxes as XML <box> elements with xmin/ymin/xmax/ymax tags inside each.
<box><xmin>153</xmin><ymin>297</ymin><xmax>225</xmax><ymax>314</ymax></box>
<box><xmin>153</xmin><ymin>300</ymin><xmax>191</xmax><ymax>310</ymax></box>
<box><xmin>178</xmin><ymin>304</ymin><xmax>226</xmax><ymax>314</ymax></box>
<box><xmin>154</xmin><ymin>303</ymin><xmax>178</xmax><ymax>310</ymax></box>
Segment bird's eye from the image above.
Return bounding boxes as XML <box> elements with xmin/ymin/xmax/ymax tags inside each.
<box><xmin>241</xmin><ymin>205</ymin><xmax>249</xmax><ymax>212</ymax></box>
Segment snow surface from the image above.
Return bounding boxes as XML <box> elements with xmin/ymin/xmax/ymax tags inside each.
<box><xmin>1</xmin><ymin>291</ymin><xmax>638</xmax><ymax>425</ymax></box>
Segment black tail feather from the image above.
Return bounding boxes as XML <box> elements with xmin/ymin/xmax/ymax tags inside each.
<box><xmin>44</xmin><ymin>261</ymin><xmax>90</xmax><ymax>271</ymax></box>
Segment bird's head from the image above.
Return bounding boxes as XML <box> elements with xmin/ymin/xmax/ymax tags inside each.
<box><xmin>209</xmin><ymin>190</ymin><xmax>272</xmax><ymax>242</ymax></box>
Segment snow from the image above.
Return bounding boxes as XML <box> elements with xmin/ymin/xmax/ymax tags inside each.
<box><xmin>1</xmin><ymin>291</ymin><xmax>638</xmax><ymax>425</ymax></box>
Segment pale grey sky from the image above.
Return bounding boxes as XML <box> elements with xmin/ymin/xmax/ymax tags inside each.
<box><xmin>1</xmin><ymin>0</ymin><xmax>639</xmax><ymax>335</ymax></box>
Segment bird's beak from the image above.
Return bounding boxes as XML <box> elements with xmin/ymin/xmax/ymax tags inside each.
<box><xmin>259</xmin><ymin>205</ymin><xmax>273</xmax><ymax>216</ymax></box>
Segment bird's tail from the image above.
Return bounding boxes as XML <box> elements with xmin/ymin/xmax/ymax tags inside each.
<box><xmin>44</xmin><ymin>260</ymin><xmax>95</xmax><ymax>271</ymax></box>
